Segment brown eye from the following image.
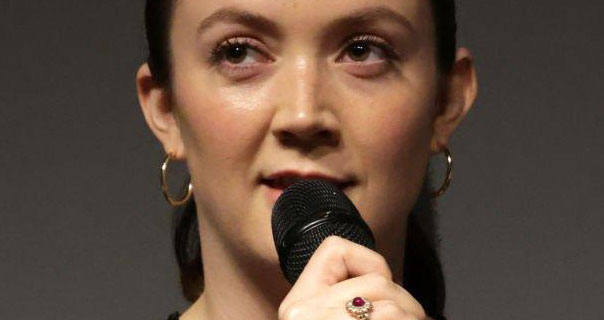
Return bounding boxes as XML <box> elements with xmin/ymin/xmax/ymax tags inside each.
<box><xmin>208</xmin><ymin>37</ymin><xmax>274</xmax><ymax>80</ymax></box>
<box><xmin>224</xmin><ymin>44</ymin><xmax>247</xmax><ymax>64</ymax></box>
<box><xmin>337</xmin><ymin>34</ymin><xmax>400</xmax><ymax>66</ymax></box>
<box><xmin>346</xmin><ymin>43</ymin><xmax>371</xmax><ymax>61</ymax></box>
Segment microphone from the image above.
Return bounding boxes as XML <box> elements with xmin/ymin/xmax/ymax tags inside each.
<box><xmin>271</xmin><ymin>178</ymin><xmax>376</xmax><ymax>284</ymax></box>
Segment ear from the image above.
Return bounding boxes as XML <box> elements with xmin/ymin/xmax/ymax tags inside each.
<box><xmin>429</xmin><ymin>47</ymin><xmax>478</xmax><ymax>155</ymax></box>
<box><xmin>136</xmin><ymin>63</ymin><xmax>186</xmax><ymax>159</ymax></box>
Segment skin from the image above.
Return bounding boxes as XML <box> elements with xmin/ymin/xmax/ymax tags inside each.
<box><xmin>136</xmin><ymin>0</ymin><xmax>477</xmax><ymax>319</ymax></box>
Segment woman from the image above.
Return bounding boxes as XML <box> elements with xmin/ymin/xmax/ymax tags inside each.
<box><xmin>136</xmin><ymin>0</ymin><xmax>477</xmax><ymax>319</ymax></box>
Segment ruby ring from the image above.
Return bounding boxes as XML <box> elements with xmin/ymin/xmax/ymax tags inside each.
<box><xmin>345</xmin><ymin>296</ymin><xmax>373</xmax><ymax>320</ymax></box>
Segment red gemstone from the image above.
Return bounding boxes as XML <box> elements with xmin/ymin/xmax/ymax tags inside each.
<box><xmin>352</xmin><ymin>297</ymin><xmax>365</xmax><ymax>307</ymax></box>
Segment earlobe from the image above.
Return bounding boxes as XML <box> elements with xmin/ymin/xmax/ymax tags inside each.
<box><xmin>429</xmin><ymin>47</ymin><xmax>478</xmax><ymax>155</ymax></box>
<box><xmin>136</xmin><ymin>63</ymin><xmax>186</xmax><ymax>158</ymax></box>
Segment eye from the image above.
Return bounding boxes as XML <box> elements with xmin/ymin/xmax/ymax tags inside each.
<box><xmin>211</xmin><ymin>38</ymin><xmax>263</xmax><ymax>64</ymax></box>
<box><xmin>222</xmin><ymin>42</ymin><xmax>248</xmax><ymax>64</ymax></box>
<box><xmin>208</xmin><ymin>37</ymin><xmax>272</xmax><ymax>79</ymax></box>
<box><xmin>336</xmin><ymin>34</ymin><xmax>400</xmax><ymax>74</ymax></box>
<box><xmin>343</xmin><ymin>42</ymin><xmax>384</xmax><ymax>62</ymax></box>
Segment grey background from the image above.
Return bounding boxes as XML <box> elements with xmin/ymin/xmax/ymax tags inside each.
<box><xmin>2</xmin><ymin>0</ymin><xmax>602</xmax><ymax>319</ymax></box>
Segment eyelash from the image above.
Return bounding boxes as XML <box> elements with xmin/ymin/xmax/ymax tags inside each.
<box><xmin>207</xmin><ymin>34</ymin><xmax>401</xmax><ymax>67</ymax></box>
<box><xmin>208</xmin><ymin>37</ymin><xmax>264</xmax><ymax>65</ymax></box>
<box><xmin>338</xmin><ymin>34</ymin><xmax>401</xmax><ymax>62</ymax></box>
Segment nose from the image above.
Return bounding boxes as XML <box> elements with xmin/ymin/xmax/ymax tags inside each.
<box><xmin>270</xmin><ymin>55</ymin><xmax>340</xmax><ymax>151</ymax></box>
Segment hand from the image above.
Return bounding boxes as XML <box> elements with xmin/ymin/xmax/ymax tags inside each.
<box><xmin>278</xmin><ymin>235</ymin><xmax>429</xmax><ymax>320</ymax></box>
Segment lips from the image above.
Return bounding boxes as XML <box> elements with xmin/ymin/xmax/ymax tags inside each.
<box><xmin>259</xmin><ymin>170</ymin><xmax>356</xmax><ymax>190</ymax></box>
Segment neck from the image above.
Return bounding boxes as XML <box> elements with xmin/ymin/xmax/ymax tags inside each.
<box><xmin>181</xmin><ymin>218</ymin><xmax>292</xmax><ymax>320</ymax></box>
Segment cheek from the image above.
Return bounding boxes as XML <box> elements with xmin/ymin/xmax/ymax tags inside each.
<box><xmin>348</xmin><ymin>88</ymin><xmax>435</xmax><ymax>230</ymax></box>
<box><xmin>172</xmin><ymin>74</ymin><xmax>272</xmax><ymax>212</ymax></box>
<box><xmin>355</xmin><ymin>93</ymin><xmax>433</xmax><ymax>179</ymax></box>
<box><xmin>175</xmin><ymin>76</ymin><xmax>270</xmax><ymax>164</ymax></box>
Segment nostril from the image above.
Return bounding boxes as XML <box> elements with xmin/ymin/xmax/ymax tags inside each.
<box><xmin>275</xmin><ymin>131</ymin><xmax>297</xmax><ymax>145</ymax></box>
<box><xmin>318</xmin><ymin>130</ymin><xmax>333</xmax><ymax>139</ymax></box>
<box><xmin>280</xmin><ymin>131</ymin><xmax>296</xmax><ymax>139</ymax></box>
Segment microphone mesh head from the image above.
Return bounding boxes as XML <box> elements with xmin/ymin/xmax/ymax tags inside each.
<box><xmin>271</xmin><ymin>179</ymin><xmax>375</xmax><ymax>284</ymax></box>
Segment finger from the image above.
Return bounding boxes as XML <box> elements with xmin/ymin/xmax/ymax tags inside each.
<box><xmin>367</xmin><ymin>300</ymin><xmax>424</xmax><ymax>320</ymax></box>
<box><xmin>283</xmin><ymin>236</ymin><xmax>393</xmax><ymax>305</ymax></box>
<box><xmin>331</xmin><ymin>273</ymin><xmax>427</xmax><ymax>319</ymax></box>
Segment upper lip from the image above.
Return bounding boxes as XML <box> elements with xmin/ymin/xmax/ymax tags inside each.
<box><xmin>259</xmin><ymin>170</ymin><xmax>356</xmax><ymax>188</ymax></box>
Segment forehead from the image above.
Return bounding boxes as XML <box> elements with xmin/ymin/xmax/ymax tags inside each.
<box><xmin>172</xmin><ymin>0</ymin><xmax>433</xmax><ymax>39</ymax></box>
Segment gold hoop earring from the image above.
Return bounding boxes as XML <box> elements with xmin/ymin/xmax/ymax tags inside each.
<box><xmin>160</xmin><ymin>151</ymin><xmax>193</xmax><ymax>206</ymax></box>
<box><xmin>431</xmin><ymin>146</ymin><xmax>453</xmax><ymax>198</ymax></box>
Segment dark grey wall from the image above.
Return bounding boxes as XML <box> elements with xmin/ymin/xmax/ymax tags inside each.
<box><xmin>2</xmin><ymin>1</ymin><xmax>602</xmax><ymax>319</ymax></box>
<box><xmin>440</xmin><ymin>2</ymin><xmax>604</xmax><ymax>319</ymax></box>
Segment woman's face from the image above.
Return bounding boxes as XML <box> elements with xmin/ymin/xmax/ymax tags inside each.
<box><xmin>138</xmin><ymin>0</ymin><xmax>475</xmax><ymax>268</ymax></box>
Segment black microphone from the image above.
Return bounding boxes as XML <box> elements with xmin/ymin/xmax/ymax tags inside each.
<box><xmin>271</xmin><ymin>178</ymin><xmax>376</xmax><ymax>284</ymax></box>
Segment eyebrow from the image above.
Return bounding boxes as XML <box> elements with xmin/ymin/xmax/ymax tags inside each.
<box><xmin>197</xmin><ymin>6</ymin><xmax>282</xmax><ymax>38</ymax></box>
<box><xmin>324</xmin><ymin>6</ymin><xmax>415</xmax><ymax>35</ymax></box>
<box><xmin>196</xmin><ymin>6</ymin><xmax>415</xmax><ymax>38</ymax></box>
